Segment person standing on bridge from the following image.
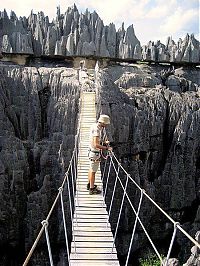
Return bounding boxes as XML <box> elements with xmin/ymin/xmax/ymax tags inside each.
<box><xmin>87</xmin><ymin>114</ymin><xmax>112</xmax><ymax>195</ymax></box>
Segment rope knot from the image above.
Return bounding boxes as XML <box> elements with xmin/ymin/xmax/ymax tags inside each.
<box><xmin>41</xmin><ymin>220</ymin><xmax>48</xmax><ymax>227</ymax></box>
<box><xmin>58</xmin><ymin>187</ymin><xmax>63</xmax><ymax>193</ymax></box>
<box><xmin>174</xmin><ymin>222</ymin><xmax>180</xmax><ymax>228</ymax></box>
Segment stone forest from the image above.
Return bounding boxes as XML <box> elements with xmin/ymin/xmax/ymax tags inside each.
<box><xmin>0</xmin><ymin>4</ymin><xmax>199</xmax><ymax>266</ymax></box>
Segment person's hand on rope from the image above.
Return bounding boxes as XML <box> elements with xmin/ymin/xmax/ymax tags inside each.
<box><xmin>100</xmin><ymin>140</ymin><xmax>112</xmax><ymax>159</ymax></box>
<box><xmin>107</xmin><ymin>146</ymin><xmax>113</xmax><ymax>152</ymax></box>
<box><xmin>104</xmin><ymin>140</ymin><xmax>112</xmax><ymax>152</ymax></box>
<box><xmin>105</xmin><ymin>140</ymin><xmax>110</xmax><ymax>145</ymax></box>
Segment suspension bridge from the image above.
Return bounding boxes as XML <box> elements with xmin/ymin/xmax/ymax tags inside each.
<box><xmin>22</xmin><ymin>65</ymin><xmax>200</xmax><ymax>266</ymax></box>
<box><xmin>70</xmin><ymin>91</ymin><xmax>119</xmax><ymax>265</ymax></box>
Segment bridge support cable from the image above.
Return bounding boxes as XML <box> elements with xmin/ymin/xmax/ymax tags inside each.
<box><xmin>41</xmin><ymin>220</ymin><xmax>54</xmax><ymax>266</ymax></box>
<box><xmin>66</xmin><ymin>171</ymin><xmax>73</xmax><ymax>229</ymax></box>
<box><xmin>59</xmin><ymin>187</ymin><xmax>71</xmax><ymax>266</ymax></box>
<box><xmin>102</xmin><ymin>155</ymin><xmax>108</xmax><ymax>181</ymax></box>
<box><xmin>112</xmin><ymin>173</ymin><xmax>129</xmax><ymax>252</ymax></box>
<box><xmin>125</xmin><ymin>190</ymin><xmax>144</xmax><ymax>266</ymax></box>
<box><xmin>164</xmin><ymin>222</ymin><xmax>179</xmax><ymax>266</ymax></box>
<box><xmin>103</xmin><ymin>156</ymin><xmax>113</xmax><ymax>200</ymax></box>
<box><xmin>102</xmin><ymin>150</ymin><xmax>200</xmax><ymax>264</ymax></box>
<box><xmin>110</xmin><ymin>156</ymin><xmax>163</xmax><ymax>263</ymax></box>
<box><xmin>70</xmin><ymin>163</ymin><xmax>76</xmax><ymax>213</ymax></box>
<box><xmin>107</xmin><ymin>164</ymin><xmax>120</xmax><ymax>225</ymax></box>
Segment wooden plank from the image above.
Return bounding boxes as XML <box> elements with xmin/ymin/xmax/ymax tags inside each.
<box><xmin>75</xmin><ymin>196</ymin><xmax>103</xmax><ymax>200</ymax></box>
<box><xmin>74</xmin><ymin>213</ymin><xmax>108</xmax><ymax>218</ymax></box>
<box><xmin>75</xmin><ymin>188</ymin><xmax>102</xmax><ymax>192</ymax></box>
<box><xmin>75</xmin><ymin>204</ymin><xmax>106</xmax><ymax>208</ymax></box>
<box><xmin>74</xmin><ymin>215</ymin><xmax>109</xmax><ymax>220</ymax></box>
<box><xmin>73</xmin><ymin>227</ymin><xmax>111</xmax><ymax>233</ymax></box>
<box><xmin>76</xmin><ymin>185</ymin><xmax>102</xmax><ymax>188</ymax></box>
<box><xmin>71</xmin><ymin>242</ymin><xmax>115</xmax><ymax>248</ymax></box>
<box><xmin>74</xmin><ymin>212</ymin><xmax>108</xmax><ymax>217</ymax></box>
<box><xmin>75</xmin><ymin>192</ymin><xmax>104</xmax><ymax>197</ymax></box>
<box><xmin>74</xmin><ymin>204</ymin><xmax>107</xmax><ymax>210</ymax></box>
<box><xmin>75</xmin><ymin>207</ymin><xmax>108</xmax><ymax>212</ymax></box>
<box><xmin>73</xmin><ymin>231</ymin><xmax>112</xmax><ymax>237</ymax></box>
<box><xmin>73</xmin><ymin>222</ymin><xmax>110</xmax><ymax>227</ymax></box>
<box><xmin>77</xmin><ymin>177</ymin><xmax>102</xmax><ymax>181</ymax></box>
<box><xmin>74</xmin><ymin>216</ymin><xmax>108</xmax><ymax>220</ymax></box>
<box><xmin>77</xmin><ymin>183</ymin><xmax>102</xmax><ymax>187</ymax></box>
<box><xmin>74</xmin><ymin>212</ymin><xmax>109</xmax><ymax>220</ymax></box>
<box><xmin>76</xmin><ymin>202</ymin><xmax>106</xmax><ymax>206</ymax></box>
<box><xmin>75</xmin><ymin>191</ymin><xmax>103</xmax><ymax>196</ymax></box>
<box><xmin>75</xmin><ymin>214</ymin><xmax>108</xmax><ymax>218</ymax></box>
<box><xmin>75</xmin><ymin>204</ymin><xmax>105</xmax><ymax>208</ymax></box>
<box><xmin>70</xmin><ymin>247</ymin><xmax>116</xmax><ymax>254</ymax></box>
<box><xmin>74</xmin><ymin>218</ymin><xmax>108</xmax><ymax>223</ymax></box>
<box><xmin>76</xmin><ymin>185</ymin><xmax>102</xmax><ymax>189</ymax></box>
<box><xmin>75</xmin><ymin>200</ymin><xmax>105</xmax><ymax>204</ymax></box>
<box><xmin>76</xmin><ymin>187</ymin><xmax>102</xmax><ymax>192</ymax></box>
<box><xmin>70</xmin><ymin>261</ymin><xmax>119</xmax><ymax>266</ymax></box>
<box><xmin>77</xmin><ymin>182</ymin><xmax>102</xmax><ymax>187</ymax></box>
<box><xmin>76</xmin><ymin>182</ymin><xmax>102</xmax><ymax>186</ymax></box>
<box><xmin>75</xmin><ymin>191</ymin><xmax>103</xmax><ymax>195</ymax></box>
<box><xmin>75</xmin><ymin>202</ymin><xmax>105</xmax><ymax>207</ymax></box>
<box><xmin>70</xmin><ymin>253</ymin><xmax>118</xmax><ymax>260</ymax></box>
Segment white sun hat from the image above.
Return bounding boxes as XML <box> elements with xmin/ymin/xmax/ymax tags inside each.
<box><xmin>98</xmin><ymin>114</ymin><xmax>110</xmax><ymax>125</ymax></box>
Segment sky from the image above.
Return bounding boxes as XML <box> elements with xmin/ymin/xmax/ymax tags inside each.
<box><xmin>0</xmin><ymin>0</ymin><xmax>199</xmax><ymax>45</ymax></box>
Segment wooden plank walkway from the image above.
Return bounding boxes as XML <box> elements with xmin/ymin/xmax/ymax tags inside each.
<box><xmin>70</xmin><ymin>92</ymin><xmax>120</xmax><ymax>266</ymax></box>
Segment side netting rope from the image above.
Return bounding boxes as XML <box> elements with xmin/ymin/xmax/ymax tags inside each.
<box><xmin>23</xmin><ymin>123</ymin><xmax>81</xmax><ymax>266</ymax></box>
<box><xmin>102</xmin><ymin>151</ymin><xmax>200</xmax><ymax>266</ymax></box>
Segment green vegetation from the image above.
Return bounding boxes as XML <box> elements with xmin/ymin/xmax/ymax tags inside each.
<box><xmin>139</xmin><ymin>253</ymin><xmax>164</xmax><ymax>266</ymax></box>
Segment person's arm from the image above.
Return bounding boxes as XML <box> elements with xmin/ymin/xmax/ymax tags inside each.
<box><xmin>93</xmin><ymin>136</ymin><xmax>112</xmax><ymax>151</ymax></box>
<box><xmin>93</xmin><ymin>136</ymin><xmax>108</xmax><ymax>150</ymax></box>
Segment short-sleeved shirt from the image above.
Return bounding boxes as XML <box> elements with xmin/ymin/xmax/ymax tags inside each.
<box><xmin>89</xmin><ymin>123</ymin><xmax>102</xmax><ymax>151</ymax></box>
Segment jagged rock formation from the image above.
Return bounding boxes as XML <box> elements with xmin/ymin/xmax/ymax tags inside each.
<box><xmin>163</xmin><ymin>258</ymin><xmax>180</xmax><ymax>266</ymax></box>
<box><xmin>142</xmin><ymin>34</ymin><xmax>200</xmax><ymax>63</ymax></box>
<box><xmin>183</xmin><ymin>231</ymin><xmax>200</xmax><ymax>266</ymax></box>
<box><xmin>0</xmin><ymin>5</ymin><xmax>199</xmax><ymax>62</ymax></box>
<box><xmin>0</xmin><ymin>65</ymin><xmax>80</xmax><ymax>265</ymax></box>
<box><xmin>0</xmin><ymin>60</ymin><xmax>199</xmax><ymax>265</ymax></box>
<box><xmin>96</xmin><ymin>64</ymin><xmax>200</xmax><ymax>264</ymax></box>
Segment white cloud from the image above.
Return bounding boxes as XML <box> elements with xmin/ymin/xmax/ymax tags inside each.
<box><xmin>161</xmin><ymin>7</ymin><xmax>199</xmax><ymax>34</ymax></box>
<box><xmin>74</xmin><ymin>0</ymin><xmax>148</xmax><ymax>26</ymax></box>
<box><xmin>145</xmin><ymin>5</ymin><xmax>169</xmax><ymax>19</ymax></box>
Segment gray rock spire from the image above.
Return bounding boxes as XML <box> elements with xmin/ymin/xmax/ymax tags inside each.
<box><xmin>0</xmin><ymin>6</ymin><xmax>199</xmax><ymax>63</ymax></box>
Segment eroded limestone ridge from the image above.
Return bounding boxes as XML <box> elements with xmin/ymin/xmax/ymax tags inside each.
<box><xmin>0</xmin><ymin>5</ymin><xmax>199</xmax><ymax>63</ymax></box>
<box><xmin>0</xmin><ymin>62</ymin><xmax>199</xmax><ymax>265</ymax></box>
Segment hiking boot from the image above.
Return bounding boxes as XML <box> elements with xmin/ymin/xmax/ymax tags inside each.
<box><xmin>87</xmin><ymin>183</ymin><xmax>97</xmax><ymax>190</ymax></box>
<box><xmin>89</xmin><ymin>187</ymin><xmax>101</xmax><ymax>195</ymax></box>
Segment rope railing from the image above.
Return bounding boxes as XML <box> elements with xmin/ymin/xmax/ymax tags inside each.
<box><xmin>108</xmin><ymin>157</ymin><xmax>163</xmax><ymax>263</ymax></box>
<box><xmin>23</xmin><ymin>134</ymin><xmax>79</xmax><ymax>266</ymax></box>
<box><xmin>102</xmin><ymin>151</ymin><xmax>200</xmax><ymax>265</ymax></box>
<box><xmin>23</xmin><ymin>90</ymin><xmax>82</xmax><ymax>266</ymax></box>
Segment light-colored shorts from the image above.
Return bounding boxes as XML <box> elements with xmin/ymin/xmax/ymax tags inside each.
<box><xmin>88</xmin><ymin>150</ymin><xmax>101</xmax><ymax>173</ymax></box>
<box><xmin>89</xmin><ymin>160</ymin><xmax>100</xmax><ymax>173</ymax></box>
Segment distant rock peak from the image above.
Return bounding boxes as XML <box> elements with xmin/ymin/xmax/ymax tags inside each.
<box><xmin>0</xmin><ymin>5</ymin><xmax>199</xmax><ymax>63</ymax></box>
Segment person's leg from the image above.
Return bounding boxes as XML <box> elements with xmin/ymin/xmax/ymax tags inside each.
<box><xmin>88</xmin><ymin>161</ymin><xmax>101</xmax><ymax>194</ymax></box>
<box><xmin>87</xmin><ymin>168</ymin><xmax>97</xmax><ymax>190</ymax></box>
<box><xmin>88</xmin><ymin>168</ymin><xmax>95</xmax><ymax>189</ymax></box>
